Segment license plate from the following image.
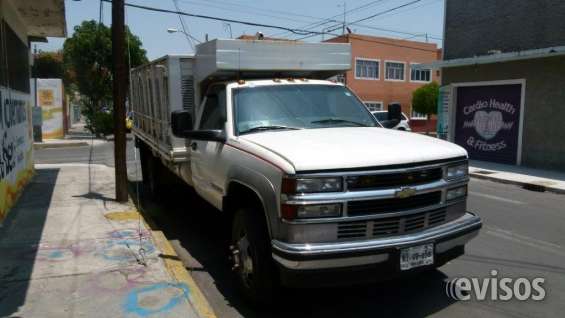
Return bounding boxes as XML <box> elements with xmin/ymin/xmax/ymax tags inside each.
<box><xmin>400</xmin><ymin>243</ymin><xmax>434</xmax><ymax>271</ymax></box>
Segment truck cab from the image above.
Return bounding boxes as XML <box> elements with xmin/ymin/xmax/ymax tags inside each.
<box><xmin>131</xmin><ymin>39</ymin><xmax>482</xmax><ymax>304</ymax></box>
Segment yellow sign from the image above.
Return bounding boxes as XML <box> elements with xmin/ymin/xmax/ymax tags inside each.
<box><xmin>38</xmin><ymin>89</ymin><xmax>54</xmax><ymax>106</ymax></box>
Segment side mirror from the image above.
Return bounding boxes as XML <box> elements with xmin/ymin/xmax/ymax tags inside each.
<box><xmin>381</xmin><ymin>103</ymin><xmax>402</xmax><ymax>129</ymax></box>
<box><xmin>184</xmin><ymin>130</ymin><xmax>226</xmax><ymax>142</ymax></box>
<box><xmin>171</xmin><ymin>110</ymin><xmax>226</xmax><ymax>142</ymax></box>
<box><xmin>171</xmin><ymin>111</ymin><xmax>193</xmax><ymax>137</ymax></box>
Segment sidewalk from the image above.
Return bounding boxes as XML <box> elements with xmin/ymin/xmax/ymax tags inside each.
<box><xmin>0</xmin><ymin>164</ymin><xmax>213</xmax><ymax>317</ymax></box>
<box><xmin>470</xmin><ymin>160</ymin><xmax>565</xmax><ymax>194</ymax></box>
<box><xmin>33</xmin><ymin>123</ymin><xmax>103</xmax><ymax>149</ymax></box>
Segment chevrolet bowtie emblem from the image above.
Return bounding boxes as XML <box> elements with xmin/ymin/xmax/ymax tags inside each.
<box><xmin>395</xmin><ymin>187</ymin><xmax>417</xmax><ymax>199</ymax></box>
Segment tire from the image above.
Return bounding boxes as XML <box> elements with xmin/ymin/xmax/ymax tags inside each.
<box><xmin>231</xmin><ymin>208</ymin><xmax>278</xmax><ymax>305</ymax></box>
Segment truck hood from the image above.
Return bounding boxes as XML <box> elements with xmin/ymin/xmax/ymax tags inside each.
<box><xmin>239</xmin><ymin>127</ymin><xmax>467</xmax><ymax>172</ymax></box>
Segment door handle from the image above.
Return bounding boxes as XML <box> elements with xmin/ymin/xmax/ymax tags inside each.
<box><xmin>190</xmin><ymin>142</ymin><xmax>198</xmax><ymax>151</ymax></box>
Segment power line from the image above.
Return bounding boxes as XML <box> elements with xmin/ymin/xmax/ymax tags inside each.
<box><xmin>296</xmin><ymin>0</ymin><xmax>422</xmax><ymax>41</ymax></box>
<box><xmin>177</xmin><ymin>0</ymin><xmax>318</xmax><ymax>24</ymax></box>
<box><xmin>101</xmin><ymin>0</ymin><xmax>333</xmax><ymax>36</ymax></box>
<box><xmin>105</xmin><ymin>0</ymin><xmax>439</xmax><ymax>53</ymax></box>
<box><xmin>172</xmin><ymin>0</ymin><xmax>195</xmax><ymax>50</ymax></box>
<box><xmin>352</xmin><ymin>23</ymin><xmax>442</xmax><ymax>41</ymax></box>
<box><xmin>272</xmin><ymin>0</ymin><xmax>390</xmax><ymax>38</ymax></box>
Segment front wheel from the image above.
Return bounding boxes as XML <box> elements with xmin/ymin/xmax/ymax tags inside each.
<box><xmin>231</xmin><ymin>208</ymin><xmax>278</xmax><ymax>305</ymax></box>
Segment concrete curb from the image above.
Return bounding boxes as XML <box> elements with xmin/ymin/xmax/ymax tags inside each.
<box><xmin>33</xmin><ymin>142</ymin><xmax>89</xmax><ymax>149</ymax></box>
<box><xmin>470</xmin><ymin>172</ymin><xmax>565</xmax><ymax>195</ymax></box>
<box><xmin>136</xmin><ymin>209</ymin><xmax>217</xmax><ymax>318</ymax></box>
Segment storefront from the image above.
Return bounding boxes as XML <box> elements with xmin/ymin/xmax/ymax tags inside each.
<box><xmin>0</xmin><ymin>0</ymin><xmax>66</xmax><ymax>223</ymax></box>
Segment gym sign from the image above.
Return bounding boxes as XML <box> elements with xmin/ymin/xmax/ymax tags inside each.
<box><xmin>455</xmin><ymin>84</ymin><xmax>523</xmax><ymax>164</ymax></box>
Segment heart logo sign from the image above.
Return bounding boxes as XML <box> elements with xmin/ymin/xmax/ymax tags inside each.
<box><xmin>473</xmin><ymin>111</ymin><xmax>504</xmax><ymax>140</ymax></box>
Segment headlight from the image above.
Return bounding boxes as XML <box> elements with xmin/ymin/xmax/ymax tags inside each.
<box><xmin>281</xmin><ymin>203</ymin><xmax>342</xmax><ymax>220</ymax></box>
<box><xmin>282</xmin><ymin>177</ymin><xmax>342</xmax><ymax>194</ymax></box>
<box><xmin>446</xmin><ymin>163</ymin><xmax>468</xmax><ymax>180</ymax></box>
<box><xmin>446</xmin><ymin>186</ymin><xmax>467</xmax><ymax>201</ymax></box>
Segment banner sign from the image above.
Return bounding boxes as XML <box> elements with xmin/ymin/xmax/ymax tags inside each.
<box><xmin>0</xmin><ymin>86</ymin><xmax>34</xmax><ymax>222</ymax></box>
<box><xmin>36</xmin><ymin>78</ymin><xmax>64</xmax><ymax>139</ymax></box>
<box><xmin>454</xmin><ymin>84</ymin><xmax>522</xmax><ymax>164</ymax></box>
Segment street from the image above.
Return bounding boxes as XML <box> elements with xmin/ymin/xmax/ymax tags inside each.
<box><xmin>36</xmin><ymin>141</ymin><xmax>565</xmax><ymax>317</ymax></box>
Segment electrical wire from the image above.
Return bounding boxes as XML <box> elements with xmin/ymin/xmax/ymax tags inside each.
<box><xmin>271</xmin><ymin>0</ymin><xmax>390</xmax><ymax>38</ymax></box>
<box><xmin>125</xmin><ymin>5</ymin><xmax>147</xmax><ymax>266</ymax></box>
<box><xmin>172</xmin><ymin>0</ymin><xmax>195</xmax><ymax>50</ymax></box>
<box><xmin>101</xmin><ymin>0</ymin><xmax>331</xmax><ymax>36</ymax></box>
<box><xmin>296</xmin><ymin>0</ymin><xmax>422</xmax><ymax>41</ymax></box>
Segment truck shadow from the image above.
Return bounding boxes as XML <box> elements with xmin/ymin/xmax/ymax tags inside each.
<box><xmin>128</xmin><ymin>180</ymin><xmax>458</xmax><ymax>318</ymax></box>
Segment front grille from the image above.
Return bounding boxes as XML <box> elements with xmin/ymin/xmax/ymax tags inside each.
<box><xmin>337</xmin><ymin>221</ymin><xmax>367</xmax><ymax>239</ymax></box>
<box><xmin>346</xmin><ymin>168</ymin><xmax>442</xmax><ymax>191</ymax></box>
<box><xmin>347</xmin><ymin>191</ymin><xmax>442</xmax><ymax>217</ymax></box>
<box><xmin>340</xmin><ymin>208</ymin><xmax>448</xmax><ymax>240</ymax></box>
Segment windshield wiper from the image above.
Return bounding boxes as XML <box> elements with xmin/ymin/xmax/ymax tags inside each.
<box><xmin>311</xmin><ymin>118</ymin><xmax>368</xmax><ymax>127</ymax></box>
<box><xmin>240</xmin><ymin>125</ymin><xmax>301</xmax><ymax>135</ymax></box>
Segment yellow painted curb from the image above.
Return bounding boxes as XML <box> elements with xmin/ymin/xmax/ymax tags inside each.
<box><xmin>151</xmin><ymin>230</ymin><xmax>217</xmax><ymax>318</ymax></box>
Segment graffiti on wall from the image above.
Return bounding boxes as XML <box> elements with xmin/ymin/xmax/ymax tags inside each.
<box><xmin>36</xmin><ymin>78</ymin><xmax>64</xmax><ymax>139</ymax></box>
<box><xmin>0</xmin><ymin>86</ymin><xmax>34</xmax><ymax>222</ymax></box>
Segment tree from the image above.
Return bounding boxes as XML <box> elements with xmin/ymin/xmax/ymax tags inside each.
<box><xmin>412</xmin><ymin>81</ymin><xmax>440</xmax><ymax>134</ymax></box>
<box><xmin>63</xmin><ymin>20</ymin><xmax>147</xmax><ymax>135</ymax></box>
<box><xmin>32</xmin><ymin>51</ymin><xmax>64</xmax><ymax>79</ymax></box>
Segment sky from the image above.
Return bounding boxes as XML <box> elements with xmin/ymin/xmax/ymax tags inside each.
<box><xmin>35</xmin><ymin>0</ymin><xmax>445</xmax><ymax>60</ymax></box>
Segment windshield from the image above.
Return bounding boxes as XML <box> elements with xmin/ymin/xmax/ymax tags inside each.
<box><xmin>233</xmin><ymin>84</ymin><xmax>378</xmax><ymax>135</ymax></box>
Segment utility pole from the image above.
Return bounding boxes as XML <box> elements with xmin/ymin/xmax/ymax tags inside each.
<box><xmin>342</xmin><ymin>2</ymin><xmax>346</xmax><ymax>35</ymax></box>
<box><xmin>112</xmin><ymin>0</ymin><xmax>128</xmax><ymax>202</ymax></box>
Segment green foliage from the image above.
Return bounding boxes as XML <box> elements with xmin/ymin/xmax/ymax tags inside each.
<box><xmin>63</xmin><ymin>20</ymin><xmax>148</xmax><ymax>134</ymax></box>
<box><xmin>412</xmin><ymin>81</ymin><xmax>440</xmax><ymax>117</ymax></box>
<box><xmin>81</xmin><ymin>99</ymin><xmax>114</xmax><ymax>136</ymax></box>
<box><xmin>32</xmin><ymin>51</ymin><xmax>64</xmax><ymax>79</ymax></box>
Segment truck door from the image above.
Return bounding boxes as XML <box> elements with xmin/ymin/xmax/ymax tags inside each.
<box><xmin>191</xmin><ymin>84</ymin><xmax>227</xmax><ymax>208</ymax></box>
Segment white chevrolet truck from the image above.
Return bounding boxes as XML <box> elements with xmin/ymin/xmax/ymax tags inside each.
<box><xmin>130</xmin><ymin>39</ymin><xmax>482</xmax><ymax>303</ymax></box>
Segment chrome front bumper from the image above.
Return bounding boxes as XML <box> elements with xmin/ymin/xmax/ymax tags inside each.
<box><xmin>272</xmin><ymin>212</ymin><xmax>481</xmax><ymax>270</ymax></box>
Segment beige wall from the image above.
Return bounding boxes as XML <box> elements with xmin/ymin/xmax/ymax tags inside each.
<box><xmin>326</xmin><ymin>34</ymin><xmax>440</xmax><ymax>132</ymax></box>
<box><xmin>0</xmin><ymin>0</ymin><xmax>29</xmax><ymax>45</ymax></box>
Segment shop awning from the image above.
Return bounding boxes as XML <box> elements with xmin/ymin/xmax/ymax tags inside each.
<box><xmin>415</xmin><ymin>46</ymin><xmax>565</xmax><ymax>70</ymax></box>
<box><xmin>14</xmin><ymin>0</ymin><xmax>67</xmax><ymax>38</ymax></box>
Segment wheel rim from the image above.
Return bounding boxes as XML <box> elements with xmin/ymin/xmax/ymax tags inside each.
<box><xmin>233</xmin><ymin>229</ymin><xmax>254</xmax><ymax>288</ymax></box>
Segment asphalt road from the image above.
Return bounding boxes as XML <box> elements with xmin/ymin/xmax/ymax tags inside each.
<box><xmin>35</xmin><ymin>140</ymin><xmax>565</xmax><ymax>317</ymax></box>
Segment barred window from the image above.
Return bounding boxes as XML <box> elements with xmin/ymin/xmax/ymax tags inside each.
<box><xmin>355</xmin><ymin>58</ymin><xmax>379</xmax><ymax>79</ymax></box>
<box><xmin>411</xmin><ymin>64</ymin><xmax>431</xmax><ymax>82</ymax></box>
<box><xmin>385</xmin><ymin>61</ymin><xmax>405</xmax><ymax>81</ymax></box>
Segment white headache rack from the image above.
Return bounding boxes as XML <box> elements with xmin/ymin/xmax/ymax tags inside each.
<box><xmin>195</xmin><ymin>39</ymin><xmax>351</xmax><ymax>82</ymax></box>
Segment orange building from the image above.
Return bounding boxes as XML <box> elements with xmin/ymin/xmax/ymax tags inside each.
<box><xmin>326</xmin><ymin>34</ymin><xmax>441</xmax><ymax>132</ymax></box>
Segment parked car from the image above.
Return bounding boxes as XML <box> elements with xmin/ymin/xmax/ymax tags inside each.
<box><xmin>372</xmin><ymin>110</ymin><xmax>411</xmax><ymax>131</ymax></box>
<box><xmin>131</xmin><ymin>39</ymin><xmax>481</xmax><ymax>304</ymax></box>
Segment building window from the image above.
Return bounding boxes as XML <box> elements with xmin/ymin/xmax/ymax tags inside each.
<box><xmin>364</xmin><ymin>101</ymin><xmax>383</xmax><ymax>111</ymax></box>
<box><xmin>411</xmin><ymin>108</ymin><xmax>428</xmax><ymax>120</ymax></box>
<box><xmin>410</xmin><ymin>64</ymin><xmax>431</xmax><ymax>82</ymax></box>
<box><xmin>385</xmin><ymin>61</ymin><xmax>405</xmax><ymax>81</ymax></box>
<box><xmin>355</xmin><ymin>58</ymin><xmax>379</xmax><ymax>80</ymax></box>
